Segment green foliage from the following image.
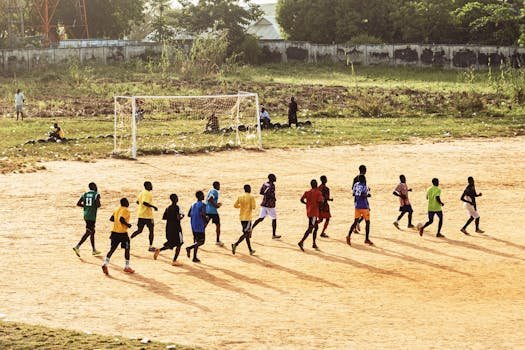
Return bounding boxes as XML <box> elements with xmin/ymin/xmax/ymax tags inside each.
<box><xmin>175</xmin><ymin>0</ymin><xmax>262</xmax><ymax>54</ymax></box>
<box><xmin>347</xmin><ymin>34</ymin><xmax>383</xmax><ymax>46</ymax></box>
<box><xmin>236</xmin><ymin>34</ymin><xmax>261</xmax><ymax>64</ymax></box>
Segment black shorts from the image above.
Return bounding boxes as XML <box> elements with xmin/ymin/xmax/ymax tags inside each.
<box><xmin>399</xmin><ymin>205</ymin><xmax>413</xmax><ymax>213</ymax></box>
<box><xmin>164</xmin><ymin>230</ymin><xmax>183</xmax><ymax>249</ymax></box>
<box><xmin>137</xmin><ymin>218</ymin><xmax>154</xmax><ymax>230</ymax></box>
<box><xmin>207</xmin><ymin>214</ymin><xmax>220</xmax><ymax>225</ymax></box>
<box><xmin>85</xmin><ymin>220</ymin><xmax>96</xmax><ymax>231</ymax></box>
<box><xmin>241</xmin><ymin>221</ymin><xmax>252</xmax><ymax>234</ymax></box>
<box><xmin>193</xmin><ymin>231</ymin><xmax>205</xmax><ymax>243</ymax></box>
<box><xmin>110</xmin><ymin>232</ymin><xmax>130</xmax><ymax>249</ymax></box>
<box><xmin>308</xmin><ymin>216</ymin><xmax>319</xmax><ymax>227</ymax></box>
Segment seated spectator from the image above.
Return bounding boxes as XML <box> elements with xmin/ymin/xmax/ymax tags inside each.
<box><xmin>260</xmin><ymin>107</ymin><xmax>271</xmax><ymax>129</ymax></box>
<box><xmin>48</xmin><ymin>123</ymin><xmax>65</xmax><ymax>142</ymax></box>
<box><xmin>205</xmin><ymin>112</ymin><xmax>220</xmax><ymax>133</ymax></box>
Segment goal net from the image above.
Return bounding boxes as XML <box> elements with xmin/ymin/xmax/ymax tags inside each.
<box><xmin>113</xmin><ymin>92</ymin><xmax>261</xmax><ymax>158</ymax></box>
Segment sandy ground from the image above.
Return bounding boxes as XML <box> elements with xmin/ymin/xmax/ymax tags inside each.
<box><xmin>1</xmin><ymin>138</ymin><xmax>524</xmax><ymax>349</ymax></box>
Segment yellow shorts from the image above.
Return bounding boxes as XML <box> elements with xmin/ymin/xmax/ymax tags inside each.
<box><xmin>355</xmin><ymin>209</ymin><xmax>370</xmax><ymax>221</ymax></box>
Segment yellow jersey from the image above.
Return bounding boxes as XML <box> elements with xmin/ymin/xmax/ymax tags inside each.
<box><xmin>137</xmin><ymin>190</ymin><xmax>154</xmax><ymax>219</ymax></box>
<box><xmin>112</xmin><ymin>206</ymin><xmax>131</xmax><ymax>233</ymax></box>
<box><xmin>234</xmin><ymin>193</ymin><xmax>256</xmax><ymax>221</ymax></box>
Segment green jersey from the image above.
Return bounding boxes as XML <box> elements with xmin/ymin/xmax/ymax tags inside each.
<box><xmin>427</xmin><ymin>186</ymin><xmax>442</xmax><ymax>212</ymax></box>
<box><xmin>81</xmin><ymin>190</ymin><xmax>99</xmax><ymax>221</ymax></box>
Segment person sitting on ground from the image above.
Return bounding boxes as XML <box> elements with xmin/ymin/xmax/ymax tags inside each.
<box><xmin>260</xmin><ymin>107</ymin><xmax>271</xmax><ymax>129</ymax></box>
<box><xmin>48</xmin><ymin>123</ymin><xmax>65</xmax><ymax>142</ymax></box>
<box><xmin>205</xmin><ymin>112</ymin><xmax>220</xmax><ymax>133</ymax></box>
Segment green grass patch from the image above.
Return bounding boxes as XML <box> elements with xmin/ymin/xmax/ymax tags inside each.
<box><xmin>0</xmin><ymin>320</ymin><xmax>193</xmax><ymax>350</ymax></box>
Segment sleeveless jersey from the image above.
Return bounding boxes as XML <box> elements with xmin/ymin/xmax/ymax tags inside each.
<box><xmin>82</xmin><ymin>190</ymin><xmax>99</xmax><ymax>221</ymax></box>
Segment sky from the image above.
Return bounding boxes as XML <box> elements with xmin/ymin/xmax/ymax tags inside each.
<box><xmin>171</xmin><ymin>0</ymin><xmax>276</xmax><ymax>6</ymax></box>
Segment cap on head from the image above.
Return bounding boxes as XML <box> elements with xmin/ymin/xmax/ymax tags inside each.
<box><xmin>170</xmin><ymin>193</ymin><xmax>178</xmax><ymax>203</ymax></box>
<box><xmin>244</xmin><ymin>184</ymin><xmax>251</xmax><ymax>193</ymax></box>
<box><xmin>310</xmin><ymin>179</ymin><xmax>318</xmax><ymax>188</ymax></box>
<box><xmin>88</xmin><ymin>182</ymin><xmax>97</xmax><ymax>191</ymax></box>
<box><xmin>320</xmin><ymin>175</ymin><xmax>327</xmax><ymax>183</ymax></box>
<box><xmin>144</xmin><ymin>181</ymin><xmax>152</xmax><ymax>190</ymax></box>
<box><xmin>120</xmin><ymin>198</ymin><xmax>129</xmax><ymax>207</ymax></box>
<box><xmin>196</xmin><ymin>190</ymin><xmax>204</xmax><ymax>200</ymax></box>
<box><xmin>359</xmin><ymin>165</ymin><xmax>366</xmax><ymax>174</ymax></box>
<box><xmin>432</xmin><ymin>178</ymin><xmax>439</xmax><ymax>186</ymax></box>
<box><xmin>268</xmin><ymin>173</ymin><xmax>276</xmax><ymax>182</ymax></box>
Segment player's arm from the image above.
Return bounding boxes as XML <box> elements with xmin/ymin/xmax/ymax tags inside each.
<box><xmin>119</xmin><ymin>216</ymin><xmax>132</xmax><ymax>228</ymax></box>
<box><xmin>393</xmin><ymin>191</ymin><xmax>400</xmax><ymax>197</ymax></box>
<box><xmin>436</xmin><ymin>195</ymin><xmax>444</xmax><ymax>206</ymax></box>
<box><xmin>77</xmin><ymin>197</ymin><xmax>84</xmax><ymax>207</ymax></box>
<box><xmin>460</xmin><ymin>191</ymin><xmax>473</xmax><ymax>205</ymax></box>
<box><xmin>110</xmin><ymin>215</ymin><xmax>115</xmax><ymax>222</ymax></box>
<box><xmin>300</xmin><ymin>193</ymin><xmax>306</xmax><ymax>205</ymax></box>
<box><xmin>234</xmin><ymin>198</ymin><xmax>240</xmax><ymax>208</ymax></box>
<box><xmin>96</xmin><ymin>195</ymin><xmax>101</xmax><ymax>208</ymax></box>
<box><xmin>200</xmin><ymin>207</ymin><xmax>208</xmax><ymax>226</ymax></box>
<box><xmin>162</xmin><ymin>209</ymin><xmax>167</xmax><ymax>221</ymax></box>
<box><xmin>208</xmin><ymin>196</ymin><xmax>221</xmax><ymax>208</ymax></box>
<box><xmin>142</xmin><ymin>201</ymin><xmax>158</xmax><ymax>211</ymax></box>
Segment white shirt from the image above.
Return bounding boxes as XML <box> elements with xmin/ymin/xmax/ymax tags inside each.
<box><xmin>260</xmin><ymin>110</ymin><xmax>270</xmax><ymax>120</ymax></box>
<box><xmin>15</xmin><ymin>92</ymin><xmax>24</xmax><ymax>106</ymax></box>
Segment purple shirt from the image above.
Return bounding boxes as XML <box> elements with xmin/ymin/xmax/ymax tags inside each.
<box><xmin>353</xmin><ymin>182</ymin><xmax>369</xmax><ymax>209</ymax></box>
<box><xmin>260</xmin><ymin>181</ymin><xmax>276</xmax><ymax>208</ymax></box>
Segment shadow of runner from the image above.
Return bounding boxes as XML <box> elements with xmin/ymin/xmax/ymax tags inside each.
<box><xmin>440</xmin><ymin>237</ymin><xmax>523</xmax><ymax>261</ymax></box>
<box><xmin>234</xmin><ymin>253</ymin><xmax>342</xmax><ymax>288</ymax></box>
<box><xmin>79</xmin><ymin>257</ymin><xmax>211</xmax><ymax>312</ymax></box>
<box><xmin>380</xmin><ymin>236</ymin><xmax>468</xmax><ymax>261</ymax></box>
<box><xmin>352</xmin><ymin>244</ymin><xmax>472</xmax><ymax>277</ymax></box>
<box><xmin>171</xmin><ymin>264</ymin><xmax>264</xmax><ymax>301</ymax></box>
<box><xmin>200</xmin><ymin>261</ymin><xmax>287</xmax><ymax>295</ymax></box>
<box><xmin>475</xmin><ymin>234</ymin><xmax>525</xmax><ymax>251</ymax></box>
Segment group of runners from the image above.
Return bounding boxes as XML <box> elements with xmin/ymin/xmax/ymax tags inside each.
<box><xmin>72</xmin><ymin>166</ymin><xmax>484</xmax><ymax>275</ymax></box>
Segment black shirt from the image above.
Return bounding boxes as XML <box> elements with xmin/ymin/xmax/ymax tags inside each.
<box><xmin>163</xmin><ymin>205</ymin><xmax>182</xmax><ymax>233</ymax></box>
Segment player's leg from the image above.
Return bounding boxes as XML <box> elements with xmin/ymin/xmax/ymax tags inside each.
<box><xmin>461</xmin><ymin>216</ymin><xmax>474</xmax><ymax>234</ymax></box>
<box><xmin>407</xmin><ymin>210</ymin><xmax>414</xmax><ymax>227</ymax></box>
<box><xmin>394</xmin><ymin>210</ymin><xmax>406</xmax><ymax>229</ymax></box>
<box><xmin>298</xmin><ymin>218</ymin><xmax>313</xmax><ymax>251</ymax></box>
<box><xmin>312</xmin><ymin>219</ymin><xmax>319</xmax><ymax>249</ymax></box>
<box><xmin>436</xmin><ymin>211</ymin><xmax>444</xmax><ymax>237</ymax></box>
<box><xmin>252</xmin><ymin>208</ymin><xmax>266</xmax><ymax>230</ymax></box>
<box><xmin>193</xmin><ymin>238</ymin><xmax>204</xmax><ymax>262</ymax></box>
<box><xmin>420</xmin><ymin>212</ymin><xmax>435</xmax><ymax>236</ymax></box>
<box><xmin>321</xmin><ymin>218</ymin><xmax>330</xmax><ymax>237</ymax></box>
<box><xmin>364</xmin><ymin>220</ymin><xmax>373</xmax><ymax>245</ymax></box>
<box><xmin>214</xmin><ymin>216</ymin><xmax>223</xmax><ymax>246</ymax></box>
<box><xmin>74</xmin><ymin>229</ymin><xmax>92</xmax><ymax>256</ymax></box>
<box><xmin>123</xmin><ymin>238</ymin><xmax>134</xmax><ymax>272</ymax></box>
<box><xmin>130</xmin><ymin>219</ymin><xmax>146</xmax><ymax>239</ymax></box>
<box><xmin>347</xmin><ymin>217</ymin><xmax>359</xmax><ymax>245</ymax></box>
<box><xmin>172</xmin><ymin>246</ymin><xmax>182</xmax><ymax>265</ymax></box>
<box><xmin>146</xmin><ymin>220</ymin><xmax>155</xmax><ymax>251</ymax></box>
<box><xmin>102</xmin><ymin>236</ymin><xmax>119</xmax><ymax>275</ymax></box>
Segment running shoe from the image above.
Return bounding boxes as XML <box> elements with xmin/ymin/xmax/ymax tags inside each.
<box><xmin>475</xmin><ymin>229</ymin><xmax>485</xmax><ymax>234</ymax></box>
<box><xmin>417</xmin><ymin>223</ymin><xmax>423</xmax><ymax>236</ymax></box>
<box><xmin>153</xmin><ymin>248</ymin><xmax>160</xmax><ymax>260</ymax></box>
<box><xmin>148</xmin><ymin>246</ymin><xmax>156</xmax><ymax>252</ymax></box>
<box><xmin>298</xmin><ymin>242</ymin><xmax>304</xmax><ymax>252</ymax></box>
<box><xmin>101</xmin><ymin>264</ymin><xmax>109</xmax><ymax>275</ymax></box>
<box><xmin>460</xmin><ymin>228</ymin><xmax>470</xmax><ymax>235</ymax></box>
<box><xmin>408</xmin><ymin>224</ymin><xmax>415</xmax><ymax>229</ymax></box>
<box><xmin>192</xmin><ymin>258</ymin><xmax>201</xmax><ymax>263</ymax></box>
<box><xmin>272</xmin><ymin>235</ymin><xmax>282</xmax><ymax>239</ymax></box>
<box><xmin>231</xmin><ymin>243</ymin><xmax>237</xmax><ymax>255</ymax></box>
<box><xmin>249</xmin><ymin>250</ymin><xmax>256</xmax><ymax>256</ymax></box>
<box><xmin>124</xmin><ymin>266</ymin><xmax>135</xmax><ymax>273</ymax></box>
<box><xmin>346</xmin><ymin>235</ymin><xmax>351</xmax><ymax>246</ymax></box>
<box><xmin>73</xmin><ymin>247</ymin><xmax>80</xmax><ymax>257</ymax></box>
<box><xmin>92</xmin><ymin>250</ymin><xmax>101</xmax><ymax>256</ymax></box>
<box><xmin>172</xmin><ymin>261</ymin><xmax>182</xmax><ymax>266</ymax></box>
<box><xmin>364</xmin><ymin>239</ymin><xmax>374</xmax><ymax>246</ymax></box>
<box><xmin>393</xmin><ymin>222</ymin><xmax>400</xmax><ymax>230</ymax></box>
<box><xmin>320</xmin><ymin>233</ymin><xmax>329</xmax><ymax>238</ymax></box>
<box><xmin>436</xmin><ymin>233</ymin><xmax>445</xmax><ymax>238</ymax></box>
<box><xmin>312</xmin><ymin>244</ymin><xmax>319</xmax><ymax>250</ymax></box>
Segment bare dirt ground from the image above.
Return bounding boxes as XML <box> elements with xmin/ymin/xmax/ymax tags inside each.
<box><xmin>1</xmin><ymin>138</ymin><xmax>524</xmax><ymax>349</ymax></box>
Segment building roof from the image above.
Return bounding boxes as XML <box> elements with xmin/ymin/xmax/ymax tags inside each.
<box><xmin>247</xmin><ymin>3</ymin><xmax>283</xmax><ymax>40</ymax></box>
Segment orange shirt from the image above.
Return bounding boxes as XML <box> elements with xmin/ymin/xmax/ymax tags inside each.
<box><xmin>301</xmin><ymin>188</ymin><xmax>324</xmax><ymax>218</ymax></box>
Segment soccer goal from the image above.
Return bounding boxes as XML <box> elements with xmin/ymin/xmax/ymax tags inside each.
<box><xmin>113</xmin><ymin>92</ymin><xmax>261</xmax><ymax>158</ymax></box>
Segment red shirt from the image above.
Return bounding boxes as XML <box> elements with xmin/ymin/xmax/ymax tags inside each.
<box><xmin>301</xmin><ymin>188</ymin><xmax>324</xmax><ymax>218</ymax></box>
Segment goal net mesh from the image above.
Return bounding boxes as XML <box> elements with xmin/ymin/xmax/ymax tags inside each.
<box><xmin>113</xmin><ymin>93</ymin><xmax>261</xmax><ymax>158</ymax></box>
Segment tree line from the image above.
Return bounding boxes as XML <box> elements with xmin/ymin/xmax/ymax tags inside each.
<box><xmin>276</xmin><ymin>0</ymin><xmax>525</xmax><ymax>46</ymax></box>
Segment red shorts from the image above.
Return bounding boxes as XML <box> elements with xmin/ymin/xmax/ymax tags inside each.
<box><xmin>319</xmin><ymin>203</ymin><xmax>331</xmax><ymax>219</ymax></box>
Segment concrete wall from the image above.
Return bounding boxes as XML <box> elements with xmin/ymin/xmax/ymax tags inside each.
<box><xmin>260</xmin><ymin>41</ymin><xmax>525</xmax><ymax>69</ymax></box>
<box><xmin>2</xmin><ymin>42</ymin><xmax>524</xmax><ymax>71</ymax></box>
<box><xmin>0</xmin><ymin>44</ymin><xmax>162</xmax><ymax>72</ymax></box>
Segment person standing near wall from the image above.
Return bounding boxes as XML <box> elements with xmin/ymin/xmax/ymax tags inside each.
<box><xmin>15</xmin><ymin>89</ymin><xmax>25</xmax><ymax>121</ymax></box>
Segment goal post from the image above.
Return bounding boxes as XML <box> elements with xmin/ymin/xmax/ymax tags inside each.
<box><xmin>113</xmin><ymin>92</ymin><xmax>262</xmax><ymax>159</ymax></box>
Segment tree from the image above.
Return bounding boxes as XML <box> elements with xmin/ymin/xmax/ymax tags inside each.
<box><xmin>54</xmin><ymin>0</ymin><xmax>145</xmax><ymax>39</ymax></box>
<box><xmin>148</xmin><ymin>0</ymin><xmax>177</xmax><ymax>42</ymax></box>
<box><xmin>174</xmin><ymin>0</ymin><xmax>262</xmax><ymax>53</ymax></box>
<box><xmin>453</xmin><ymin>0</ymin><xmax>523</xmax><ymax>45</ymax></box>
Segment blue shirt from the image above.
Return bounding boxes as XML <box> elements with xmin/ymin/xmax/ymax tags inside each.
<box><xmin>206</xmin><ymin>188</ymin><xmax>219</xmax><ymax>214</ymax></box>
<box><xmin>189</xmin><ymin>201</ymin><xmax>206</xmax><ymax>232</ymax></box>
<box><xmin>353</xmin><ymin>182</ymin><xmax>370</xmax><ymax>209</ymax></box>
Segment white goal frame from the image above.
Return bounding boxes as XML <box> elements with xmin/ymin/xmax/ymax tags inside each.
<box><xmin>113</xmin><ymin>92</ymin><xmax>261</xmax><ymax>159</ymax></box>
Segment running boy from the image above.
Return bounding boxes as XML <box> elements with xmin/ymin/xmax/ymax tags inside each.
<box><xmin>206</xmin><ymin>181</ymin><xmax>223</xmax><ymax>246</ymax></box>
<box><xmin>186</xmin><ymin>191</ymin><xmax>207</xmax><ymax>263</ymax></box>
<box><xmin>102</xmin><ymin>198</ymin><xmax>134</xmax><ymax>275</ymax></box>
<box><xmin>298</xmin><ymin>179</ymin><xmax>324</xmax><ymax>251</ymax></box>
<box><xmin>346</xmin><ymin>175</ymin><xmax>373</xmax><ymax>246</ymax></box>
<box><xmin>154</xmin><ymin>194</ymin><xmax>185</xmax><ymax>266</ymax></box>
<box><xmin>73</xmin><ymin>182</ymin><xmax>101</xmax><ymax>257</ymax></box>
<box><xmin>460</xmin><ymin>176</ymin><xmax>484</xmax><ymax>235</ymax></box>
<box><xmin>232</xmin><ymin>184</ymin><xmax>257</xmax><ymax>256</ymax></box>
<box><xmin>131</xmin><ymin>181</ymin><xmax>158</xmax><ymax>252</ymax></box>
<box><xmin>352</xmin><ymin>165</ymin><xmax>367</xmax><ymax>233</ymax></box>
<box><xmin>418</xmin><ymin>178</ymin><xmax>445</xmax><ymax>238</ymax></box>
<box><xmin>251</xmin><ymin>174</ymin><xmax>281</xmax><ymax>239</ymax></box>
<box><xmin>393</xmin><ymin>175</ymin><xmax>414</xmax><ymax>229</ymax></box>
<box><xmin>317</xmin><ymin>175</ymin><xmax>333</xmax><ymax>238</ymax></box>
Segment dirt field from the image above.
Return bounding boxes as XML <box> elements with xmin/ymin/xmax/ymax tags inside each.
<box><xmin>1</xmin><ymin>138</ymin><xmax>524</xmax><ymax>349</ymax></box>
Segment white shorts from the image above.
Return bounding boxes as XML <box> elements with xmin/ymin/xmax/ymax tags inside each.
<box><xmin>259</xmin><ymin>207</ymin><xmax>277</xmax><ymax>220</ymax></box>
<box><xmin>15</xmin><ymin>105</ymin><xmax>23</xmax><ymax>113</ymax></box>
<box><xmin>464</xmin><ymin>203</ymin><xmax>480</xmax><ymax>219</ymax></box>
